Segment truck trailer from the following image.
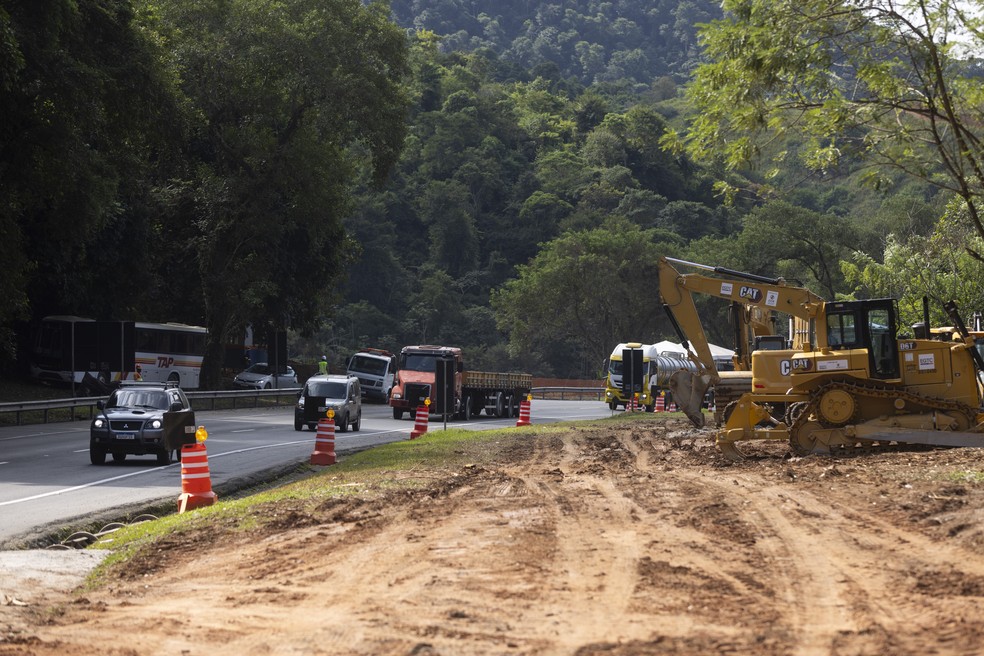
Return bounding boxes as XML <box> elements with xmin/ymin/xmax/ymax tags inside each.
<box><xmin>389</xmin><ymin>345</ymin><xmax>532</xmax><ymax>420</ymax></box>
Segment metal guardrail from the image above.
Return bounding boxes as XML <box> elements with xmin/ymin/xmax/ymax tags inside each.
<box><xmin>0</xmin><ymin>387</ymin><xmax>303</xmax><ymax>426</ymax></box>
<box><xmin>0</xmin><ymin>386</ymin><xmax>605</xmax><ymax>426</ymax></box>
<box><xmin>531</xmin><ymin>386</ymin><xmax>604</xmax><ymax>401</ymax></box>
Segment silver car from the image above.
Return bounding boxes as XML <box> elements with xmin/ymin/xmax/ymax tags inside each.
<box><xmin>233</xmin><ymin>363</ymin><xmax>298</xmax><ymax>389</ymax></box>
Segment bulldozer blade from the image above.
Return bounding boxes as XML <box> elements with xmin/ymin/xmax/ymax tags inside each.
<box><xmin>669</xmin><ymin>369</ymin><xmax>710</xmax><ymax>428</ymax></box>
<box><xmin>859</xmin><ymin>428</ymin><xmax>984</xmax><ymax>449</ymax></box>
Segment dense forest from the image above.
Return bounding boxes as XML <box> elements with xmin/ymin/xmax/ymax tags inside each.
<box><xmin>3</xmin><ymin>0</ymin><xmax>984</xmax><ymax>386</ymax></box>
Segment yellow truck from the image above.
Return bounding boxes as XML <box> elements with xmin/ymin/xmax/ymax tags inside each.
<box><xmin>604</xmin><ymin>343</ymin><xmax>696</xmax><ymax>411</ymax></box>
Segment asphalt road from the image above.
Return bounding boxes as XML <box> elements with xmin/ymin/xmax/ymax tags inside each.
<box><xmin>0</xmin><ymin>398</ymin><xmax>611</xmax><ymax>547</ymax></box>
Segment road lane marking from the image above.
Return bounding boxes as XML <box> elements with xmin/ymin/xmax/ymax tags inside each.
<box><xmin>0</xmin><ymin>430</ymin><xmax>407</xmax><ymax>507</ymax></box>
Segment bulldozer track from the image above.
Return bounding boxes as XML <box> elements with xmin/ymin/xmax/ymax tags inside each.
<box><xmin>787</xmin><ymin>379</ymin><xmax>978</xmax><ymax>456</ymax></box>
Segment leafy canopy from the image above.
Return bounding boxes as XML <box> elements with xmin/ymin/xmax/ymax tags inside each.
<box><xmin>667</xmin><ymin>0</ymin><xmax>984</xmax><ymax>258</ymax></box>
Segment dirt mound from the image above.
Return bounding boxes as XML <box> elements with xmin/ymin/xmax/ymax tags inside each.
<box><xmin>4</xmin><ymin>418</ymin><xmax>984</xmax><ymax>655</ymax></box>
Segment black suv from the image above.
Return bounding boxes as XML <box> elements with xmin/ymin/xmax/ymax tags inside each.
<box><xmin>89</xmin><ymin>382</ymin><xmax>196</xmax><ymax>465</ymax></box>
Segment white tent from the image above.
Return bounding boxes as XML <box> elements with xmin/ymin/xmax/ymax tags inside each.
<box><xmin>652</xmin><ymin>340</ymin><xmax>734</xmax><ymax>361</ymax></box>
<box><xmin>652</xmin><ymin>340</ymin><xmax>687</xmax><ymax>357</ymax></box>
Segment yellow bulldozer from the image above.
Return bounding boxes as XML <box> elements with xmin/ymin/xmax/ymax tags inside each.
<box><xmin>658</xmin><ymin>256</ymin><xmax>984</xmax><ymax>459</ymax></box>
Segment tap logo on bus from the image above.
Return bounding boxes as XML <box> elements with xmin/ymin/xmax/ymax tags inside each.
<box><xmin>739</xmin><ymin>286</ymin><xmax>763</xmax><ymax>303</ymax></box>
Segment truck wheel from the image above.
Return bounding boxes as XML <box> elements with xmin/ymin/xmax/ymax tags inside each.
<box><xmin>462</xmin><ymin>398</ymin><xmax>471</xmax><ymax>421</ymax></box>
<box><xmin>495</xmin><ymin>391</ymin><xmax>506</xmax><ymax>418</ymax></box>
<box><xmin>608</xmin><ymin>400</ymin><xmax>617</xmax><ymax>411</ymax></box>
<box><xmin>510</xmin><ymin>394</ymin><xmax>520</xmax><ymax>417</ymax></box>
<box><xmin>393</xmin><ymin>407</ymin><xmax>404</xmax><ymax>420</ymax></box>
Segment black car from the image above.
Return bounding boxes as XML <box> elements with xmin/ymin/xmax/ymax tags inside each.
<box><xmin>89</xmin><ymin>382</ymin><xmax>197</xmax><ymax>465</ymax></box>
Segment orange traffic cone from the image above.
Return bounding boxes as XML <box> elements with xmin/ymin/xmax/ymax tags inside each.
<box><xmin>628</xmin><ymin>395</ymin><xmax>638</xmax><ymax>412</ymax></box>
<box><xmin>311</xmin><ymin>416</ymin><xmax>336</xmax><ymax>465</ymax></box>
<box><xmin>410</xmin><ymin>403</ymin><xmax>429</xmax><ymax>439</ymax></box>
<box><xmin>516</xmin><ymin>397</ymin><xmax>532</xmax><ymax>427</ymax></box>
<box><xmin>654</xmin><ymin>393</ymin><xmax>665</xmax><ymax>413</ymax></box>
<box><xmin>177</xmin><ymin>437</ymin><xmax>217</xmax><ymax>513</ymax></box>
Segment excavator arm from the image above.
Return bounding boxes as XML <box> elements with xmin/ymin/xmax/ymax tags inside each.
<box><xmin>657</xmin><ymin>256</ymin><xmax>825</xmax><ymax>428</ymax></box>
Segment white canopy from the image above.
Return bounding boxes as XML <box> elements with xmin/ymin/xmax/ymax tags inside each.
<box><xmin>653</xmin><ymin>340</ymin><xmax>734</xmax><ymax>360</ymax></box>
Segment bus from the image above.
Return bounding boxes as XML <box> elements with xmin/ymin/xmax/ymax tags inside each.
<box><xmin>30</xmin><ymin>316</ymin><xmax>208</xmax><ymax>390</ymax></box>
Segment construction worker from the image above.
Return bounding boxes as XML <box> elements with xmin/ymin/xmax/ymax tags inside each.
<box><xmin>318</xmin><ymin>356</ymin><xmax>328</xmax><ymax>375</ymax></box>
<box><xmin>134</xmin><ymin>365</ymin><xmax>143</xmax><ymax>382</ymax></box>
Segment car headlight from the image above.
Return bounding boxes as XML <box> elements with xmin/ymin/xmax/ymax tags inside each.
<box><xmin>150</xmin><ymin>419</ymin><xmax>162</xmax><ymax>429</ymax></box>
<box><xmin>392</xmin><ymin>392</ymin><xmax>402</xmax><ymax>400</ymax></box>
<box><xmin>605</xmin><ymin>391</ymin><xmax>612</xmax><ymax>398</ymax></box>
<box><xmin>93</xmin><ymin>418</ymin><xmax>105</xmax><ymax>428</ymax></box>
<box><xmin>297</xmin><ymin>397</ymin><xmax>305</xmax><ymax>409</ymax></box>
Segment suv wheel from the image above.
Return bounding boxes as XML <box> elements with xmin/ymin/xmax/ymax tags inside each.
<box><xmin>112</xmin><ymin>452</ymin><xmax>126</xmax><ymax>464</ymax></box>
<box><xmin>294</xmin><ymin>417</ymin><xmax>303</xmax><ymax>431</ymax></box>
<box><xmin>338</xmin><ymin>412</ymin><xmax>349</xmax><ymax>432</ymax></box>
<box><xmin>352</xmin><ymin>411</ymin><xmax>361</xmax><ymax>432</ymax></box>
<box><xmin>90</xmin><ymin>444</ymin><xmax>107</xmax><ymax>465</ymax></box>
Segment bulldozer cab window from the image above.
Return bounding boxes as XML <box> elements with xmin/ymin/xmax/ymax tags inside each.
<box><xmin>867</xmin><ymin>307</ymin><xmax>899</xmax><ymax>379</ymax></box>
<box><xmin>826</xmin><ymin>312</ymin><xmax>859</xmax><ymax>349</ymax></box>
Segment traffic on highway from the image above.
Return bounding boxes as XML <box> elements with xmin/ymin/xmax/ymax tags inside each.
<box><xmin>0</xmin><ymin>398</ymin><xmax>611</xmax><ymax>547</ymax></box>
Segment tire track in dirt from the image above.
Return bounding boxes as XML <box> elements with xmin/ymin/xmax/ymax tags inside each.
<box><xmin>6</xmin><ymin>421</ymin><xmax>984</xmax><ymax>656</ymax></box>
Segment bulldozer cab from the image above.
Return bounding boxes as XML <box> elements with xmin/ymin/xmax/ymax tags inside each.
<box><xmin>823</xmin><ymin>299</ymin><xmax>899</xmax><ymax>380</ymax></box>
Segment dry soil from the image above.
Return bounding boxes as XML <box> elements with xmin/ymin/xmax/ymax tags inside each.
<box><xmin>3</xmin><ymin>416</ymin><xmax>984</xmax><ymax>655</ymax></box>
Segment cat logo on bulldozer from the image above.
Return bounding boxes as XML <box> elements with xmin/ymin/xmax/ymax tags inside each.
<box><xmin>738</xmin><ymin>286</ymin><xmax>762</xmax><ymax>303</ymax></box>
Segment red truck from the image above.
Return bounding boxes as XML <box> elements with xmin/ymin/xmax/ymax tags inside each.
<box><xmin>389</xmin><ymin>345</ymin><xmax>532</xmax><ymax>420</ymax></box>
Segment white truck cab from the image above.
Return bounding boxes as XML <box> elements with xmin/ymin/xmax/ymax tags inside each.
<box><xmin>346</xmin><ymin>348</ymin><xmax>396</xmax><ymax>402</ymax></box>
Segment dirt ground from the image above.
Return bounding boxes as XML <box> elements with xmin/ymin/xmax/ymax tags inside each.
<box><xmin>4</xmin><ymin>416</ymin><xmax>984</xmax><ymax>655</ymax></box>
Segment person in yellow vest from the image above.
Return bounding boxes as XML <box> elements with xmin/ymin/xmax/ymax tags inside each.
<box><xmin>318</xmin><ymin>356</ymin><xmax>328</xmax><ymax>375</ymax></box>
<box><xmin>134</xmin><ymin>365</ymin><xmax>143</xmax><ymax>382</ymax></box>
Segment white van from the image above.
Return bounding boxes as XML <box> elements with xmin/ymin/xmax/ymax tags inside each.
<box><xmin>346</xmin><ymin>348</ymin><xmax>396</xmax><ymax>401</ymax></box>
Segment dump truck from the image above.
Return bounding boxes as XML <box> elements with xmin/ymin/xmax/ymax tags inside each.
<box><xmin>659</xmin><ymin>256</ymin><xmax>984</xmax><ymax>459</ymax></box>
<box><xmin>389</xmin><ymin>345</ymin><xmax>533</xmax><ymax>420</ymax></box>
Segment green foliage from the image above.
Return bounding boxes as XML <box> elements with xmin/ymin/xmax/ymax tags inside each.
<box><xmin>388</xmin><ymin>0</ymin><xmax>723</xmax><ymax>86</ymax></box>
<box><xmin>492</xmin><ymin>217</ymin><xmax>679</xmax><ymax>374</ymax></box>
<box><xmin>842</xmin><ymin>203</ymin><xmax>984</xmax><ymax>328</ymax></box>
<box><xmin>1</xmin><ymin>0</ymin><xmax>182</xmax><ymax>335</ymax></box>
<box><xmin>141</xmin><ymin>0</ymin><xmax>411</xmax><ymax>386</ymax></box>
<box><xmin>673</xmin><ymin>0</ymin><xmax>984</xmax><ymax>252</ymax></box>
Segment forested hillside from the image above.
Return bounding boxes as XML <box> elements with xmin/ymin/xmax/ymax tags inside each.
<box><xmin>3</xmin><ymin>0</ymin><xmax>984</xmax><ymax>385</ymax></box>
<box><xmin>388</xmin><ymin>0</ymin><xmax>718</xmax><ymax>87</ymax></box>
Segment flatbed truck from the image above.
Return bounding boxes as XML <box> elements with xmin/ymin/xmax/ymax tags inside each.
<box><xmin>389</xmin><ymin>345</ymin><xmax>532</xmax><ymax>420</ymax></box>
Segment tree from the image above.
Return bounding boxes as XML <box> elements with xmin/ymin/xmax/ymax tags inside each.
<box><xmin>668</xmin><ymin>0</ymin><xmax>984</xmax><ymax>259</ymax></box>
<box><xmin>142</xmin><ymin>0</ymin><xmax>410</xmax><ymax>387</ymax></box>
<box><xmin>843</xmin><ymin>202</ymin><xmax>984</xmax><ymax>328</ymax></box>
<box><xmin>734</xmin><ymin>201</ymin><xmax>857</xmax><ymax>299</ymax></box>
<box><xmin>1</xmin><ymin>0</ymin><xmax>181</xmax><ymax>366</ymax></box>
<box><xmin>492</xmin><ymin>217</ymin><xmax>675</xmax><ymax>376</ymax></box>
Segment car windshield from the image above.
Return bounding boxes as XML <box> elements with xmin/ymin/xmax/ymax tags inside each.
<box><xmin>349</xmin><ymin>355</ymin><xmax>388</xmax><ymax>376</ymax></box>
<box><xmin>244</xmin><ymin>364</ymin><xmax>272</xmax><ymax>375</ymax></box>
<box><xmin>109</xmin><ymin>390</ymin><xmax>169</xmax><ymax>410</ymax></box>
<box><xmin>306</xmin><ymin>381</ymin><xmax>347</xmax><ymax>398</ymax></box>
